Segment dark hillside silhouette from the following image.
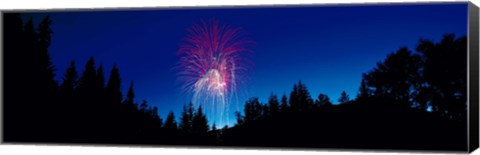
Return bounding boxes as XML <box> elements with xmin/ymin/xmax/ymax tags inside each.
<box><xmin>3</xmin><ymin>13</ymin><xmax>468</xmax><ymax>151</ymax></box>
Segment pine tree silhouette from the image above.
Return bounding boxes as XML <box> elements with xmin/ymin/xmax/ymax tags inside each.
<box><xmin>104</xmin><ymin>64</ymin><xmax>123</xmax><ymax>139</ymax></box>
<box><xmin>60</xmin><ymin>60</ymin><xmax>78</xmax><ymax>98</ymax></box>
<box><xmin>267</xmin><ymin>93</ymin><xmax>280</xmax><ymax>116</ymax></box>
<box><xmin>180</xmin><ymin>102</ymin><xmax>195</xmax><ymax>134</ymax></box>
<box><xmin>192</xmin><ymin>105</ymin><xmax>209</xmax><ymax>140</ymax></box>
<box><xmin>338</xmin><ymin>90</ymin><xmax>350</xmax><ymax>103</ymax></box>
<box><xmin>280</xmin><ymin>94</ymin><xmax>289</xmax><ymax>113</ymax></box>
<box><xmin>164</xmin><ymin>111</ymin><xmax>178</xmax><ymax>132</ymax></box>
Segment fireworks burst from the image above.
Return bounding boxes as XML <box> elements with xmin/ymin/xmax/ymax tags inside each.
<box><xmin>176</xmin><ymin>19</ymin><xmax>254</xmax><ymax>127</ymax></box>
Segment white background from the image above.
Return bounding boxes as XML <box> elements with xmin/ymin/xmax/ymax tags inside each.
<box><xmin>0</xmin><ymin>0</ymin><xmax>479</xmax><ymax>155</ymax></box>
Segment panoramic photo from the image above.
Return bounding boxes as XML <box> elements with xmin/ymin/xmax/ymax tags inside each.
<box><xmin>3</xmin><ymin>2</ymin><xmax>470</xmax><ymax>152</ymax></box>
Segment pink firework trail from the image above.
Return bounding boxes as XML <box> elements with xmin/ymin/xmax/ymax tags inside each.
<box><xmin>176</xmin><ymin>19</ymin><xmax>254</xmax><ymax>127</ymax></box>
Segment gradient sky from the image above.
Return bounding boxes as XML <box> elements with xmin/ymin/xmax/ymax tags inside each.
<box><xmin>22</xmin><ymin>3</ymin><xmax>468</xmax><ymax>127</ymax></box>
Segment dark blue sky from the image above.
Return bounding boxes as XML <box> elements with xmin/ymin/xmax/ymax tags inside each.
<box><xmin>23</xmin><ymin>3</ymin><xmax>468</xmax><ymax>127</ymax></box>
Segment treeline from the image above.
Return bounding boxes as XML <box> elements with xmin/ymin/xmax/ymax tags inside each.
<box><xmin>4</xmin><ymin>13</ymin><xmax>468</xmax><ymax>151</ymax></box>
<box><xmin>223</xmin><ymin>34</ymin><xmax>467</xmax><ymax>151</ymax></box>
<box><xmin>3</xmin><ymin>14</ymin><xmax>219</xmax><ymax>145</ymax></box>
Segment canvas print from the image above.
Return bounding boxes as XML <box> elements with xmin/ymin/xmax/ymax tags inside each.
<box><xmin>2</xmin><ymin>2</ymin><xmax>478</xmax><ymax>152</ymax></box>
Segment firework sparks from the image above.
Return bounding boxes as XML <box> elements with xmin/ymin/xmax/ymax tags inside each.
<box><xmin>176</xmin><ymin>19</ymin><xmax>253</xmax><ymax>127</ymax></box>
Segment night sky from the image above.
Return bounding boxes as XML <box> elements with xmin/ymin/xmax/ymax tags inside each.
<box><xmin>22</xmin><ymin>3</ymin><xmax>468</xmax><ymax>127</ymax></box>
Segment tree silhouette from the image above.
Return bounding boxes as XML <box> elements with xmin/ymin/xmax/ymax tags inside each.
<box><xmin>243</xmin><ymin>97</ymin><xmax>263</xmax><ymax>123</ymax></box>
<box><xmin>315</xmin><ymin>93</ymin><xmax>332</xmax><ymax>108</ymax></box>
<box><xmin>104</xmin><ymin>64</ymin><xmax>123</xmax><ymax>139</ymax></box>
<box><xmin>95</xmin><ymin>64</ymin><xmax>108</xmax><ymax>137</ymax></box>
<box><xmin>234</xmin><ymin>111</ymin><xmax>245</xmax><ymax>126</ymax></box>
<box><xmin>139</xmin><ymin>100</ymin><xmax>148</xmax><ymax>112</ymax></box>
<box><xmin>60</xmin><ymin>60</ymin><xmax>78</xmax><ymax>98</ymax></box>
<box><xmin>212</xmin><ymin>122</ymin><xmax>217</xmax><ymax>131</ymax></box>
<box><xmin>192</xmin><ymin>105</ymin><xmax>209</xmax><ymax>134</ymax></box>
<box><xmin>280</xmin><ymin>94</ymin><xmax>289</xmax><ymax>113</ymax></box>
<box><xmin>164</xmin><ymin>111</ymin><xmax>178</xmax><ymax>132</ymax></box>
<box><xmin>78</xmin><ymin>57</ymin><xmax>98</xmax><ymax>99</ymax></box>
<box><xmin>357</xmin><ymin>78</ymin><xmax>370</xmax><ymax>100</ymax></box>
<box><xmin>289</xmin><ymin>84</ymin><xmax>299</xmax><ymax>112</ymax></box>
<box><xmin>338</xmin><ymin>90</ymin><xmax>350</xmax><ymax>103</ymax></box>
<box><xmin>106</xmin><ymin>64</ymin><xmax>123</xmax><ymax>107</ymax></box>
<box><xmin>36</xmin><ymin>16</ymin><xmax>58</xmax><ymax>98</ymax></box>
<box><xmin>416</xmin><ymin>34</ymin><xmax>467</xmax><ymax>119</ymax></box>
<box><xmin>58</xmin><ymin>60</ymin><xmax>79</xmax><ymax>137</ymax></box>
<box><xmin>289</xmin><ymin>81</ymin><xmax>314</xmax><ymax>113</ymax></box>
<box><xmin>124</xmin><ymin>81</ymin><xmax>136</xmax><ymax>111</ymax></box>
<box><xmin>75</xmin><ymin>56</ymin><xmax>100</xmax><ymax>137</ymax></box>
<box><xmin>122</xmin><ymin>81</ymin><xmax>138</xmax><ymax>135</ymax></box>
<box><xmin>180</xmin><ymin>102</ymin><xmax>195</xmax><ymax>133</ymax></box>
<box><xmin>29</xmin><ymin>16</ymin><xmax>59</xmax><ymax>140</ymax></box>
<box><xmin>363</xmin><ymin>47</ymin><xmax>422</xmax><ymax>106</ymax></box>
<box><xmin>143</xmin><ymin>104</ymin><xmax>163</xmax><ymax>139</ymax></box>
<box><xmin>267</xmin><ymin>93</ymin><xmax>280</xmax><ymax>116</ymax></box>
